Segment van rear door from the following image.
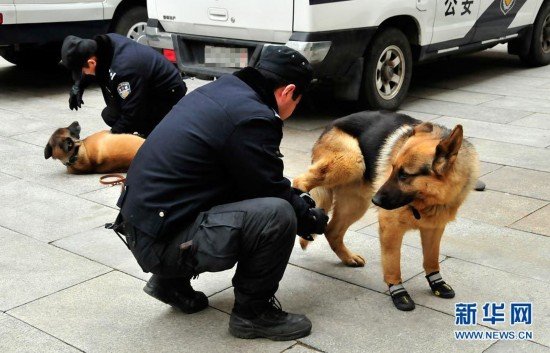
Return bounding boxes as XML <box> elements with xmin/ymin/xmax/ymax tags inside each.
<box><xmin>154</xmin><ymin>0</ymin><xmax>293</xmax><ymax>43</ymax></box>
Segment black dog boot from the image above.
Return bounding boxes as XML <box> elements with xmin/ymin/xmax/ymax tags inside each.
<box><xmin>389</xmin><ymin>283</ymin><xmax>415</xmax><ymax>311</ymax></box>
<box><xmin>144</xmin><ymin>274</ymin><xmax>208</xmax><ymax>314</ymax></box>
<box><xmin>229</xmin><ymin>296</ymin><xmax>312</xmax><ymax>341</ymax></box>
<box><xmin>426</xmin><ymin>271</ymin><xmax>455</xmax><ymax>298</ymax></box>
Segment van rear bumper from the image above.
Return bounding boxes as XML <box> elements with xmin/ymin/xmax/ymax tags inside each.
<box><xmin>144</xmin><ymin>19</ymin><xmax>377</xmax><ymax>82</ymax></box>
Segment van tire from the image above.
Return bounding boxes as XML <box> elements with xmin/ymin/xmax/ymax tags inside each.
<box><xmin>520</xmin><ymin>1</ymin><xmax>550</xmax><ymax>66</ymax></box>
<box><xmin>361</xmin><ymin>27</ymin><xmax>412</xmax><ymax>110</ymax></box>
<box><xmin>113</xmin><ymin>6</ymin><xmax>148</xmax><ymax>41</ymax></box>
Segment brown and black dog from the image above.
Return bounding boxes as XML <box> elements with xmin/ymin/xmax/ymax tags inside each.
<box><xmin>44</xmin><ymin>121</ymin><xmax>144</xmax><ymax>174</ymax></box>
<box><xmin>293</xmin><ymin>111</ymin><xmax>479</xmax><ymax>311</ymax></box>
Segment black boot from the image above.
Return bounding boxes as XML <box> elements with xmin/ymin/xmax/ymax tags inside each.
<box><xmin>229</xmin><ymin>296</ymin><xmax>312</xmax><ymax>341</ymax></box>
<box><xmin>389</xmin><ymin>283</ymin><xmax>415</xmax><ymax>311</ymax></box>
<box><xmin>143</xmin><ymin>275</ymin><xmax>208</xmax><ymax>314</ymax></box>
<box><xmin>426</xmin><ymin>271</ymin><xmax>455</xmax><ymax>298</ymax></box>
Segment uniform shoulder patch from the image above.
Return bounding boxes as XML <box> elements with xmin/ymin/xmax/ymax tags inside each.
<box><xmin>117</xmin><ymin>82</ymin><xmax>131</xmax><ymax>99</ymax></box>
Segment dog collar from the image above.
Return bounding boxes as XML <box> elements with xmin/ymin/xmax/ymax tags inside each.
<box><xmin>64</xmin><ymin>145</ymin><xmax>80</xmax><ymax>166</ymax></box>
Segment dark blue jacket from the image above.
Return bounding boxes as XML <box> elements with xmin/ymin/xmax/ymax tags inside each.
<box><xmin>118</xmin><ymin>67</ymin><xmax>310</xmax><ymax>238</ymax></box>
<box><xmin>95</xmin><ymin>33</ymin><xmax>185</xmax><ymax>135</ymax></box>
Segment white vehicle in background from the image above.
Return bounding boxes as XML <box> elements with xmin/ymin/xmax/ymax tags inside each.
<box><xmin>144</xmin><ymin>0</ymin><xmax>550</xmax><ymax>109</ymax></box>
<box><xmin>0</xmin><ymin>0</ymin><xmax>148</xmax><ymax>67</ymax></box>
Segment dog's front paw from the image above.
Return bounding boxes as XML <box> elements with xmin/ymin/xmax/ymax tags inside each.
<box><xmin>389</xmin><ymin>283</ymin><xmax>415</xmax><ymax>311</ymax></box>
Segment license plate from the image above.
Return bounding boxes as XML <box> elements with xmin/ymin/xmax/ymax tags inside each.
<box><xmin>204</xmin><ymin>46</ymin><xmax>248</xmax><ymax>68</ymax></box>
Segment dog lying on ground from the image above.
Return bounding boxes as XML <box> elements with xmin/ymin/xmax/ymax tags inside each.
<box><xmin>293</xmin><ymin>111</ymin><xmax>479</xmax><ymax>311</ymax></box>
<box><xmin>44</xmin><ymin>121</ymin><xmax>144</xmax><ymax>174</ymax></box>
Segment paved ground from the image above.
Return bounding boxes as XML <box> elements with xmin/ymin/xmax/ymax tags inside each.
<box><xmin>0</xmin><ymin>44</ymin><xmax>549</xmax><ymax>353</ymax></box>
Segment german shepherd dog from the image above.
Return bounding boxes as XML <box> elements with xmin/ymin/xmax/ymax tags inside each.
<box><xmin>44</xmin><ymin>121</ymin><xmax>144</xmax><ymax>174</ymax></box>
<box><xmin>293</xmin><ymin>111</ymin><xmax>479</xmax><ymax>311</ymax></box>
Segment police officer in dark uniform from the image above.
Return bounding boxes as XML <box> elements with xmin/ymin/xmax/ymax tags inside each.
<box><xmin>113</xmin><ymin>46</ymin><xmax>328</xmax><ymax>340</ymax></box>
<box><xmin>61</xmin><ymin>34</ymin><xmax>186</xmax><ymax>137</ymax></box>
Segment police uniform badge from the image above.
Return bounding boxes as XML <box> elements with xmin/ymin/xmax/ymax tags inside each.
<box><xmin>117</xmin><ymin>82</ymin><xmax>131</xmax><ymax>99</ymax></box>
<box><xmin>501</xmin><ymin>0</ymin><xmax>515</xmax><ymax>15</ymax></box>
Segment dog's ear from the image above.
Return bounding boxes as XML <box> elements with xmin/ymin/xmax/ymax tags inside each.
<box><xmin>68</xmin><ymin>121</ymin><xmax>81</xmax><ymax>139</ymax></box>
<box><xmin>412</xmin><ymin>122</ymin><xmax>433</xmax><ymax>135</ymax></box>
<box><xmin>44</xmin><ymin>143</ymin><xmax>53</xmax><ymax>159</ymax></box>
<box><xmin>432</xmin><ymin>125</ymin><xmax>463</xmax><ymax>175</ymax></box>
<box><xmin>62</xmin><ymin>137</ymin><xmax>75</xmax><ymax>153</ymax></box>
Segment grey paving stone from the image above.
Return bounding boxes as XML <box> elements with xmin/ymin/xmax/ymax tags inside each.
<box><xmin>0</xmin><ymin>313</ymin><xmax>79</xmax><ymax>353</ymax></box>
<box><xmin>510</xmin><ymin>204</ymin><xmax>550</xmax><ymax>237</ymax></box>
<box><xmin>405</xmin><ymin>258</ymin><xmax>549</xmax><ymax>347</ymax></box>
<box><xmin>0</xmin><ymin>172</ymin><xmax>19</xmax><ymax>186</ymax></box>
<box><xmin>479</xmin><ymin>162</ymin><xmax>503</xmax><ymax>177</ymax></box>
<box><xmin>209</xmin><ymin>265</ymin><xmax>493</xmax><ymax>353</ymax></box>
<box><xmin>459</xmin><ymin>190</ymin><xmax>547</xmax><ymax>227</ymax></box>
<box><xmin>0</xmin><ymin>180</ymin><xmax>117</xmax><ymax>242</ymax></box>
<box><xmin>397</xmin><ymin>109</ymin><xmax>442</xmax><ymax>121</ymax></box>
<box><xmin>283</xmin><ymin>343</ymin><xmax>323</xmax><ymax>353</ymax></box>
<box><xmin>433</xmin><ymin>116</ymin><xmax>550</xmax><ymax>148</ymax></box>
<box><xmin>348</xmin><ymin>206</ymin><xmax>378</xmax><ymax>231</ymax></box>
<box><xmin>485</xmin><ymin>340</ymin><xmax>550</xmax><ymax>353</ymax></box>
<box><xmin>409</xmin><ymin>87</ymin><xmax>501</xmax><ymax>105</ymax></box>
<box><xmin>510</xmin><ymin>113</ymin><xmax>550</xmax><ymax>130</ymax></box>
<box><xmin>284</xmin><ymin>113</ymin><xmax>334</xmax><ymax>131</ymax></box>
<box><xmin>281</xmin><ymin>146</ymin><xmax>311</xmax><ymax>179</ymax></box>
<box><xmin>0</xmin><ymin>108</ymin><xmax>55</xmax><ymax>137</ymax></box>
<box><xmin>9</xmin><ymin>271</ymin><xmax>292</xmax><ymax>353</ymax></box>
<box><xmin>289</xmin><ymin>231</ymin><xmax>443</xmax><ymax>293</ymax></box>
<box><xmin>469</xmin><ymin>138</ymin><xmax>550</xmax><ymax>173</ymax></box>
<box><xmin>0</xmin><ymin>136</ymin><xmax>112</xmax><ymax>195</ymax></box>
<box><xmin>360</xmin><ymin>218</ymin><xmax>550</xmax><ymax>283</ymax></box>
<box><xmin>53</xmin><ymin>227</ymin><xmax>235</xmax><ymax>296</ymax></box>
<box><xmin>0</xmin><ymin>226</ymin><xmax>110</xmax><ymax>311</ymax></box>
<box><xmin>481</xmin><ymin>166</ymin><xmax>550</xmax><ymax>201</ymax></box>
<box><xmin>282</xmin><ymin>128</ymin><xmax>324</xmax><ymax>153</ymax></box>
<box><xmin>400</xmin><ymin>98</ymin><xmax>531</xmax><ymax>124</ymax></box>
<box><xmin>482</xmin><ymin>96</ymin><xmax>550</xmax><ymax>115</ymax></box>
<box><xmin>78</xmin><ymin>184</ymin><xmax>122</xmax><ymax>208</ymax></box>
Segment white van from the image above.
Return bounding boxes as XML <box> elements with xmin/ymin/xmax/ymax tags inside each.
<box><xmin>0</xmin><ymin>0</ymin><xmax>147</xmax><ymax>67</ymax></box>
<box><xmin>144</xmin><ymin>0</ymin><xmax>550</xmax><ymax>109</ymax></box>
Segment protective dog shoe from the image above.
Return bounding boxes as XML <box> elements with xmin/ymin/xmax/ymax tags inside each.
<box><xmin>229</xmin><ymin>296</ymin><xmax>312</xmax><ymax>341</ymax></box>
<box><xmin>389</xmin><ymin>283</ymin><xmax>415</xmax><ymax>311</ymax></box>
<box><xmin>143</xmin><ymin>275</ymin><xmax>208</xmax><ymax>314</ymax></box>
<box><xmin>426</xmin><ymin>271</ymin><xmax>455</xmax><ymax>299</ymax></box>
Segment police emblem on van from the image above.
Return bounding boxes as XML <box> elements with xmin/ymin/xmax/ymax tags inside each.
<box><xmin>117</xmin><ymin>82</ymin><xmax>131</xmax><ymax>99</ymax></box>
<box><xmin>500</xmin><ymin>0</ymin><xmax>515</xmax><ymax>15</ymax></box>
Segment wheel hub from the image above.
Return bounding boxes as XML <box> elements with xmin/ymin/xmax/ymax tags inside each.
<box><xmin>375</xmin><ymin>45</ymin><xmax>405</xmax><ymax>100</ymax></box>
<box><xmin>127</xmin><ymin>22</ymin><xmax>147</xmax><ymax>42</ymax></box>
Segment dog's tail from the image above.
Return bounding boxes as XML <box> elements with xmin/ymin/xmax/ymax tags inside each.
<box><xmin>299</xmin><ymin>186</ymin><xmax>333</xmax><ymax>250</ymax></box>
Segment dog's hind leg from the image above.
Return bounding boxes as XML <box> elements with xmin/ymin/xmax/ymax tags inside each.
<box><xmin>324</xmin><ymin>182</ymin><xmax>372</xmax><ymax>267</ymax></box>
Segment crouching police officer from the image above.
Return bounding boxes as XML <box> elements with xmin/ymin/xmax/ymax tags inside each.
<box><xmin>112</xmin><ymin>46</ymin><xmax>328</xmax><ymax>340</ymax></box>
<box><xmin>61</xmin><ymin>34</ymin><xmax>187</xmax><ymax>137</ymax></box>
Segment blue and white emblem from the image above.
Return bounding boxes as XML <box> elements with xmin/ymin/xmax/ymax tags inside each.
<box><xmin>117</xmin><ymin>82</ymin><xmax>131</xmax><ymax>99</ymax></box>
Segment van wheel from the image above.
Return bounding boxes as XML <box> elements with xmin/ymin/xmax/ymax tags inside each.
<box><xmin>113</xmin><ymin>6</ymin><xmax>148</xmax><ymax>42</ymax></box>
<box><xmin>520</xmin><ymin>1</ymin><xmax>550</xmax><ymax>66</ymax></box>
<box><xmin>361</xmin><ymin>28</ymin><xmax>412</xmax><ymax>110</ymax></box>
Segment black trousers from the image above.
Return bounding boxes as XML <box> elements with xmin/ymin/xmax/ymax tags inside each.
<box><xmin>125</xmin><ymin>198</ymin><xmax>297</xmax><ymax>306</ymax></box>
<box><xmin>102</xmin><ymin>83</ymin><xmax>186</xmax><ymax>137</ymax></box>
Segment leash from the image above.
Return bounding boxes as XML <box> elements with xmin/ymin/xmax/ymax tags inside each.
<box><xmin>99</xmin><ymin>174</ymin><xmax>126</xmax><ymax>191</ymax></box>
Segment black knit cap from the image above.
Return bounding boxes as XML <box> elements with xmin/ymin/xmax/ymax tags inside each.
<box><xmin>255</xmin><ymin>45</ymin><xmax>313</xmax><ymax>93</ymax></box>
<box><xmin>61</xmin><ymin>35</ymin><xmax>98</xmax><ymax>82</ymax></box>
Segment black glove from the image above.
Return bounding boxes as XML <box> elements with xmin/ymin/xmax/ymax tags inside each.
<box><xmin>69</xmin><ymin>83</ymin><xmax>84</xmax><ymax>111</ymax></box>
<box><xmin>297</xmin><ymin>207</ymin><xmax>329</xmax><ymax>241</ymax></box>
<box><xmin>292</xmin><ymin>188</ymin><xmax>316</xmax><ymax>208</ymax></box>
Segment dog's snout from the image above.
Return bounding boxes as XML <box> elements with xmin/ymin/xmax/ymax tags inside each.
<box><xmin>371</xmin><ymin>193</ymin><xmax>384</xmax><ymax>207</ymax></box>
